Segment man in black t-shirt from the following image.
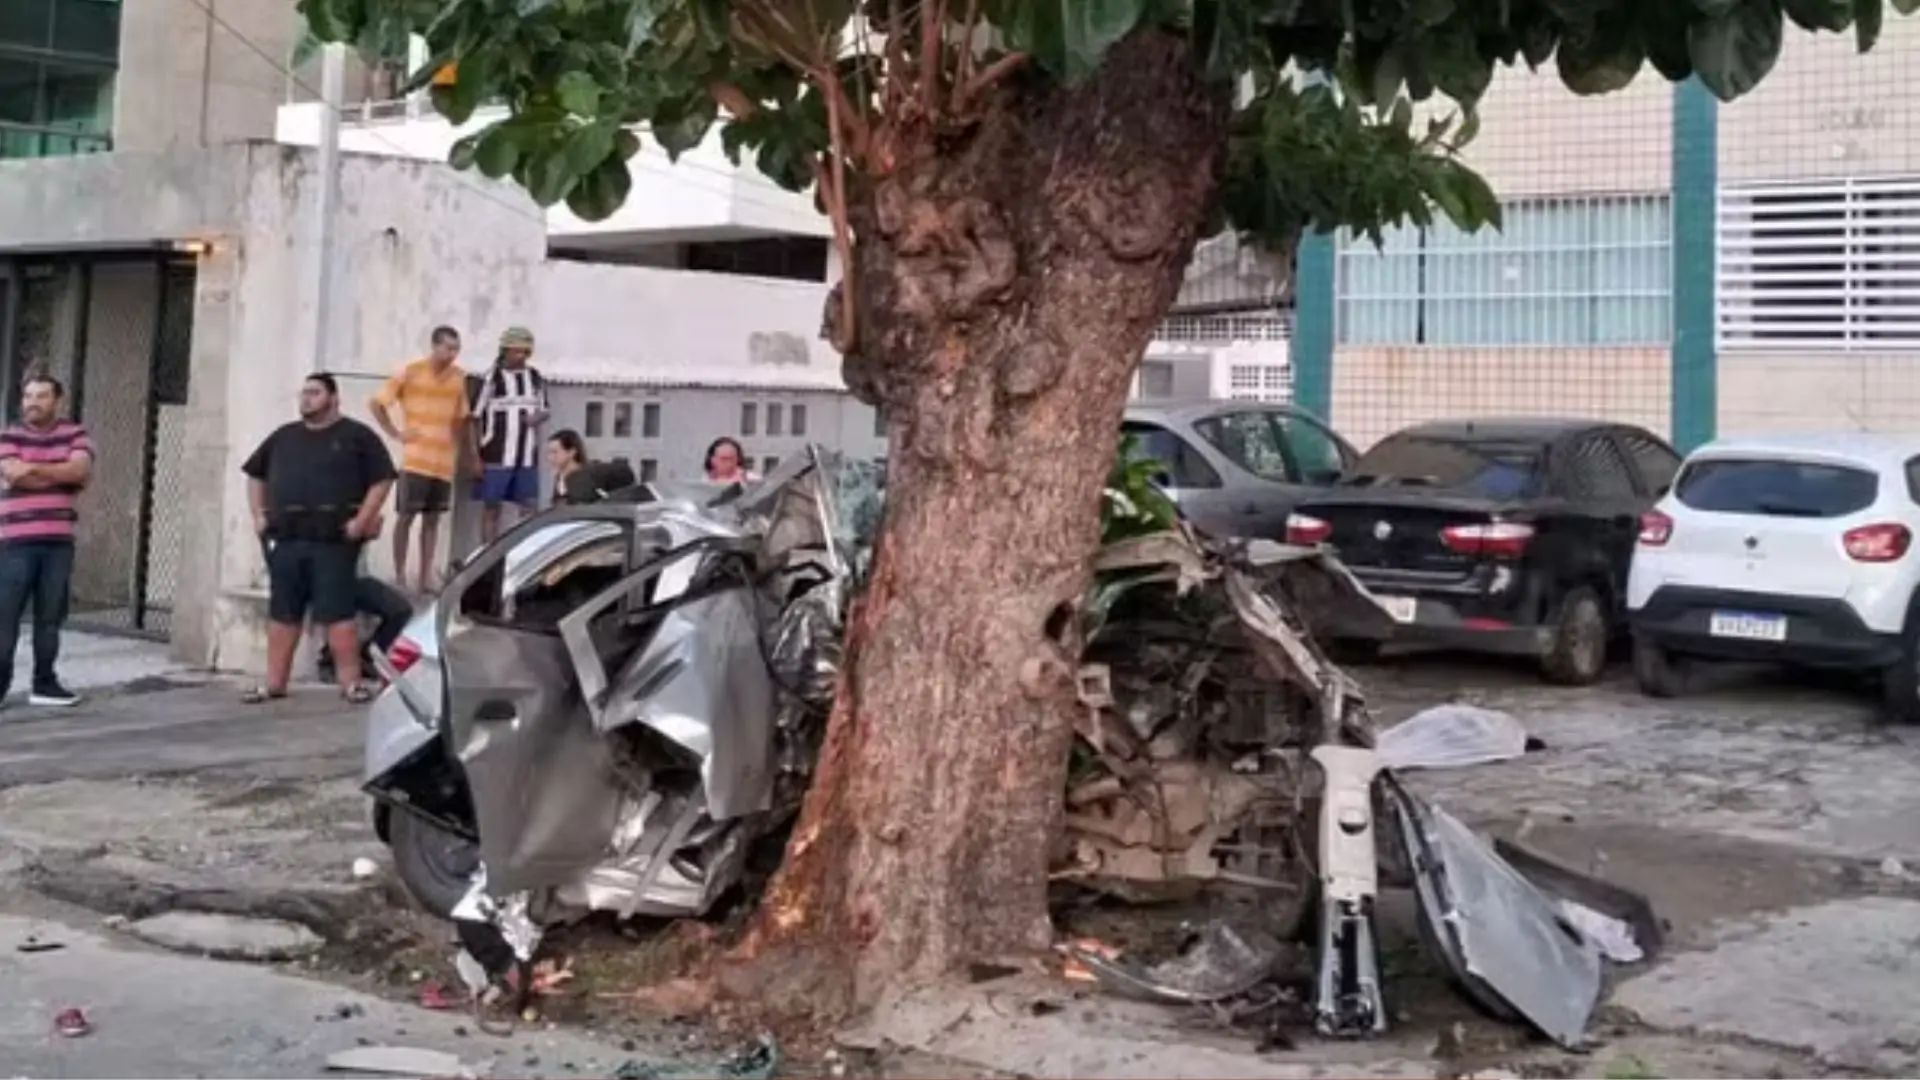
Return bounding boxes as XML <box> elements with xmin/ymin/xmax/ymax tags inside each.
<box><xmin>241</xmin><ymin>373</ymin><xmax>396</xmax><ymax>703</ymax></box>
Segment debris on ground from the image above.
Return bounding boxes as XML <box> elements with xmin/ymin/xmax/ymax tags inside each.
<box><xmin>416</xmin><ymin>981</ymin><xmax>461</xmax><ymax>1011</ymax></box>
<box><xmin>1560</xmin><ymin>901</ymin><xmax>1645</xmax><ymax>964</ymax></box>
<box><xmin>1375</xmin><ymin>704</ymin><xmax>1529</xmax><ymax>771</ymax></box>
<box><xmin>323</xmin><ymin>1045</ymin><xmax>466</xmax><ymax>1076</ymax></box>
<box><xmin>1067</xmin><ymin>920</ymin><xmax>1289</xmax><ymax>1005</ymax></box>
<box><xmin>351</xmin><ymin>857</ymin><xmax>379</xmax><ymax>880</ymax></box>
<box><xmin>53</xmin><ymin>1006</ymin><xmax>91</xmax><ymax>1038</ymax></box>
<box><xmin>17</xmin><ymin>933</ymin><xmax>64</xmax><ymax>953</ymax></box>
<box><xmin>610</xmin><ymin>1034</ymin><xmax>778</xmax><ymax>1080</ymax></box>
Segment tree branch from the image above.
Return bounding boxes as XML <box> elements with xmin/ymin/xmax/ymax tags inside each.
<box><xmin>708</xmin><ymin>81</ymin><xmax>758</xmax><ymax>121</ymax></box>
<box><xmin>956</xmin><ymin>0</ymin><xmax>980</xmax><ymax>92</ymax></box>
<box><xmin>919</xmin><ymin>0</ymin><xmax>946</xmax><ymax>117</ymax></box>
<box><xmin>821</xmin><ymin>87</ymin><xmax>859</xmax><ymax>354</ymax></box>
<box><xmin>955</xmin><ymin>51</ymin><xmax>1027</xmax><ymax>114</ymax></box>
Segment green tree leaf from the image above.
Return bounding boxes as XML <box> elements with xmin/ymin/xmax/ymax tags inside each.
<box><xmin>563</xmin><ymin>122</ymin><xmax>618</xmax><ymax>175</ymax></box>
<box><xmin>566</xmin><ymin>156</ymin><xmax>634</xmax><ymax>221</ymax></box>
<box><xmin>557</xmin><ymin>70</ymin><xmax>602</xmax><ymax>114</ymax></box>
<box><xmin>653</xmin><ymin>93</ymin><xmax>720</xmax><ymax>159</ymax></box>
<box><xmin>449</xmin><ymin>132</ymin><xmax>481</xmax><ymax>170</ymax></box>
<box><xmin>1689</xmin><ymin>0</ymin><xmax>1784</xmax><ymax>100</ymax></box>
<box><xmin>1557</xmin><ymin>14</ymin><xmax>1646</xmax><ymax>94</ymax></box>
<box><xmin>1854</xmin><ymin>0</ymin><xmax>1884</xmax><ymax>47</ymax></box>
<box><xmin>1782</xmin><ymin>0</ymin><xmax>1852</xmax><ymax>30</ymax></box>
<box><xmin>475</xmin><ymin>124</ymin><xmax>527</xmax><ymax>178</ymax></box>
<box><xmin>1895</xmin><ymin>0</ymin><xmax>1920</xmax><ymax>16</ymax></box>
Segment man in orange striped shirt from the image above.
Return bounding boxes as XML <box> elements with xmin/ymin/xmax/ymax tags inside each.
<box><xmin>371</xmin><ymin>326</ymin><xmax>472</xmax><ymax>593</ymax></box>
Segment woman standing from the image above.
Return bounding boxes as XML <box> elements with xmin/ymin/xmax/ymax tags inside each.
<box><xmin>704</xmin><ymin>436</ymin><xmax>758</xmax><ymax>486</ymax></box>
<box><xmin>546</xmin><ymin>429</ymin><xmax>588</xmax><ymax>505</ymax></box>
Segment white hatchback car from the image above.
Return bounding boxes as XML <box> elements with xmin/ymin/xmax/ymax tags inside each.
<box><xmin>1627</xmin><ymin>433</ymin><xmax>1920</xmax><ymax>722</ymax></box>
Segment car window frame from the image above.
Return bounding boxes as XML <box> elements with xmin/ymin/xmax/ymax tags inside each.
<box><xmin>1674</xmin><ymin>456</ymin><xmax>1882</xmax><ymax>519</ymax></box>
<box><xmin>1277</xmin><ymin>412</ymin><xmax>1351</xmax><ymax>484</ymax></box>
<box><xmin>1193</xmin><ymin>411</ymin><xmax>1298</xmax><ymax>484</ymax></box>
<box><xmin>1614</xmin><ymin>428</ymin><xmax>1682</xmax><ymax>497</ymax></box>
<box><xmin>1552</xmin><ymin>431</ymin><xmax>1640</xmax><ymax>503</ymax></box>
<box><xmin>1121</xmin><ymin>421</ymin><xmax>1225</xmax><ymax>490</ymax></box>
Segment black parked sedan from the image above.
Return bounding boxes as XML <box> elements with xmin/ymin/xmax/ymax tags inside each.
<box><xmin>1287</xmin><ymin>418</ymin><xmax>1680</xmax><ymax>685</ymax></box>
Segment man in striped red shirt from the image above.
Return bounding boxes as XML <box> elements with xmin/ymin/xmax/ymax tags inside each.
<box><xmin>0</xmin><ymin>372</ymin><xmax>93</xmax><ymax>708</ymax></box>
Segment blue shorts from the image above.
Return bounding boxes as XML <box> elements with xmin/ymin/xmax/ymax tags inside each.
<box><xmin>477</xmin><ymin>465</ymin><xmax>540</xmax><ymax>508</ymax></box>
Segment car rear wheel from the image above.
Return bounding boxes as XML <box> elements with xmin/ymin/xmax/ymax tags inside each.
<box><xmin>1632</xmin><ymin>636</ymin><xmax>1688</xmax><ymax>699</ymax></box>
<box><xmin>388</xmin><ymin>809</ymin><xmax>481</xmax><ymax>919</ymax></box>
<box><xmin>1542</xmin><ymin>586</ymin><xmax>1609</xmax><ymax>686</ymax></box>
<box><xmin>1880</xmin><ymin>624</ymin><xmax>1920</xmax><ymax>725</ymax></box>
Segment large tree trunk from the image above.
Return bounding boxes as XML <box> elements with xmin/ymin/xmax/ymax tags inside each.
<box><xmin>730</xmin><ymin>31</ymin><xmax>1228</xmax><ymax>1015</ymax></box>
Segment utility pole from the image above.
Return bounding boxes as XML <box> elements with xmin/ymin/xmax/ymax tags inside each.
<box><xmin>311</xmin><ymin>43</ymin><xmax>345</xmax><ymax>373</ymax></box>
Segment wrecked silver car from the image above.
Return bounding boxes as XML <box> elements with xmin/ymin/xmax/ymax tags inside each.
<box><xmin>363</xmin><ymin>450</ymin><xmax>873</xmax><ymax>961</ymax></box>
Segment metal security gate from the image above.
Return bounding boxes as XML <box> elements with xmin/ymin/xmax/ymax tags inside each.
<box><xmin>0</xmin><ymin>254</ymin><xmax>193</xmax><ymax>639</ymax></box>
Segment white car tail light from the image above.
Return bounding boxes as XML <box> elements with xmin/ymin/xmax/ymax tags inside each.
<box><xmin>1843</xmin><ymin>523</ymin><xmax>1911</xmax><ymax>563</ymax></box>
<box><xmin>1440</xmin><ymin>522</ymin><xmax>1535</xmax><ymax>559</ymax></box>
<box><xmin>1286</xmin><ymin>513</ymin><xmax>1332</xmax><ymax>546</ymax></box>
<box><xmin>386</xmin><ymin>636</ymin><xmax>424</xmax><ymax>675</ymax></box>
<box><xmin>1638</xmin><ymin>510</ymin><xmax>1674</xmax><ymax>546</ymax></box>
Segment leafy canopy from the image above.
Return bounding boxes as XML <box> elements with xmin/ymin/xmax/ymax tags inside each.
<box><xmin>299</xmin><ymin>0</ymin><xmax>1914</xmax><ymax>252</ymax></box>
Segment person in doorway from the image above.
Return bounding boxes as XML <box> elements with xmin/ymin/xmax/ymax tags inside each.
<box><xmin>242</xmin><ymin>373</ymin><xmax>395</xmax><ymax>705</ymax></box>
<box><xmin>472</xmin><ymin>326</ymin><xmax>549</xmax><ymax>544</ymax></box>
<box><xmin>370</xmin><ymin>326</ymin><xmax>469</xmax><ymax>594</ymax></box>
<box><xmin>703</xmin><ymin>436</ymin><xmax>758</xmax><ymax>486</ymax></box>
<box><xmin>546</xmin><ymin>429</ymin><xmax>588</xmax><ymax>506</ymax></box>
<box><xmin>0</xmin><ymin>372</ymin><xmax>93</xmax><ymax>708</ymax></box>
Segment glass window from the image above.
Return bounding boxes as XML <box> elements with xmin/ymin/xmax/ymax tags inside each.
<box><xmin>52</xmin><ymin>0</ymin><xmax>118</xmax><ymax>59</ymax></box>
<box><xmin>1557</xmin><ymin>435</ymin><xmax>1638</xmax><ymax>501</ymax></box>
<box><xmin>1121</xmin><ymin>422</ymin><xmax>1222</xmax><ymax>490</ymax></box>
<box><xmin>1676</xmin><ymin>459</ymin><xmax>1878</xmax><ymax>518</ymax></box>
<box><xmin>612</xmin><ymin>402</ymin><xmax>632</xmax><ymax>438</ymax></box>
<box><xmin>1139</xmin><ymin>360</ymin><xmax>1176</xmax><ymax>400</ymax></box>
<box><xmin>1194</xmin><ymin>412</ymin><xmax>1292</xmax><ymax>482</ymax></box>
<box><xmin>790</xmin><ymin>403</ymin><xmax>807</xmax><ymax>436</ymax></box>
<box><xmin>640</xmin><ymin>458</ymin><xmax>659</xmax><ymax>483</ymax></box>
<box><xmin>584</xmin><ymin>401</ymin><xmax>604</xmax><ymax>437</ymax></box>
<box><xmin>0</xmin><ymin>1</ymin><xmax>54</xmax><ymax>50</ymax></box>
<box><xmin>1350</xmin><ymin>436</ymin><xmax>1542</xmax><ymax>500</ymax></box>
<box><xmin>873</xmin><ymin>407</ymin><xmax>886</xmax><ymax>438</ymax></box>
<box><xmin>641</xmin><ymin>402</ymin><xmax>660</xmax><ymax>438</ymax></box>
<box><xmin>1619</xmin><ymin>431</ymin><xmax>1680</xmax><ymax>494</ymax></box>
<box><xmin>767</xmin><ymin>403</ymin><xmax>784</xmax><ymax>437</ymax></box>
<box><xmin>1337</xmin><ymin>195</ymin><xmax>1671</xmax><ymax>346</ymax></box>
<box><xmin>740</xmin><ymin>402</ymin><xmax>757</xmax><ymax>436</ymax></box>
<box><xmin>762</xmin><ymin>456</ymin><xmax>779</xmax><ymax>472</ymax></box>
<box><xmin>1279</xmin><ymin>416</ymin><xmax>1346</xmax><ymax>483</ymax></box>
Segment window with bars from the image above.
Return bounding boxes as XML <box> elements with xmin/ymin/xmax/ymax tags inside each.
<box><xmin>1718</xmin><ymin>177</ymin><xmax>1920</xmax><ymax>350</ymax></box>
<box><xmin>612</xmin><ymin>401</ymin><xmax>632</xmax><ymax>438</ymax></box>
<box><xmin>641</xmin><ymin>402</ymin><xmax>660</xmax><ymax>438</ymax></box>
<box><xmin>1226</xmin><ymin>363</ymin><xmax>1291</xmax><ymax>403</ymax></box>
<box><xmin>1337</xmin><ymin>195</ymin><xmax>1671</xmax><ymax>346</ymax></box>
<box><xmin>584</xmin><ymin>401</ymin><xmax>604</xmax><ymax>437</ymax></box>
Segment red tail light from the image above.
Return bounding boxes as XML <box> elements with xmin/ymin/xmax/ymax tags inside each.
<box><xmin>1843</xmin><ymin>523</ymin><xmax>1911</xmax><ymax>562</ymax></box>
<box><xmin>1639</xmin><ymin>510</ymin><xmax>1674</xmax><ymax>546</ymax></box>
<box><xmin>1440</xmin><ymin>522</ymin><xmax>1535</xmax><ymax>559</ymax></box>
<box><xmin>1286</xmin><ymin>513</ymin><xmax>1332</xmax><ymax>546</ymax></box>
<box><xmin>386</xmin><ymin>636</ymin><xmax>423</xmax><ymax>675</ymax></box>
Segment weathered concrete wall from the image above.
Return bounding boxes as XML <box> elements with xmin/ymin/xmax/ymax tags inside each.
<box><xmin>0</xmin><ymin>145</ymin><xmax>252</xmax><ymax>249</ymax></box>
<box><xmin>1718</xmin><ymin>352</ymin><xmax>1920</xmax><ymax>437</ymax></box>
<box><xmin>1720</xmin><ymin>19</ymin><xmax>1920</xmax><ymax>184</ymax></box>
<box><xmin>115</xmin><ymin>0</ymin><xmax>298</xmax><ymax>153</ymax></box>
<box><xmin>530</xmin><ymin>260</ymin><xmax>846</xmax><ymax>390</ymax></box>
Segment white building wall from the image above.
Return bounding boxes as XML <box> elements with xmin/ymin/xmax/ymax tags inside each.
<box><xmin>275</xmin><ymin>103</ymin><xmax>827</xmax><ymax>243</ymax></box>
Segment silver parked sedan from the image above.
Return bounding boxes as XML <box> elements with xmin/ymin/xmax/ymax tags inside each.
<box><xmin>1122</xmin><ymin>400</ymin><xmax>1358</xmax><ymax>540</ymax></box>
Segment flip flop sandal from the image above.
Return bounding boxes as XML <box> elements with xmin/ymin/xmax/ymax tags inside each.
<box><xmin>342</xmin><ymin>683</ymin><xmax>377</xmax><ymax>705</ymax></box>
<box><xmin>240</xmin><ymin>686</ymin><xmax>287</xmax><ymax>705</ymax></box>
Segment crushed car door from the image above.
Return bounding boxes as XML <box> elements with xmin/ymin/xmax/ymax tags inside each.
<box><xmin>436</xmin><ymin>508</ymin><xmax>638</xmax><ymax>895</ymax></box>
<box><xmin>557</xmin><ymin>528</ymin><xmax>780</xmax><ymax>823</ymax></box>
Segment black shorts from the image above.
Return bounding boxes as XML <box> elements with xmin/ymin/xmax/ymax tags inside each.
<box><xmin>396</xmin><ymin>472</ymin><xmax>452</xmax><ymax>515</ymax></box>
<box><xmin>267</xmin><ymin>540</ymin><xmax>360</xmax><ymax>625</ymax></box>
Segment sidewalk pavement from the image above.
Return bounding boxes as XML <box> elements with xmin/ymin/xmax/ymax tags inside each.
<box><xmin>6</xmin><ymin>629</ymin><xmax>192</xmax><ymax>701</ymax></box>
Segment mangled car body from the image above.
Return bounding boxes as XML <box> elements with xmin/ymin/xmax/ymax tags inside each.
<box><xmin>364</xmin><ymin>451</ymin><xmax>870</xmax><ymax>947</ymax></box>
<box><xmin>364</xmin><ymin>446</ymin><xmax>1643</xmax><ymax>1048</ymax></box>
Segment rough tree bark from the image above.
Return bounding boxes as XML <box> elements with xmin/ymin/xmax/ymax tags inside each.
<box><xmin>725</xmin><ymin>30</ymin><xmax>1230</xmax><ymax>1015</ymax></box>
